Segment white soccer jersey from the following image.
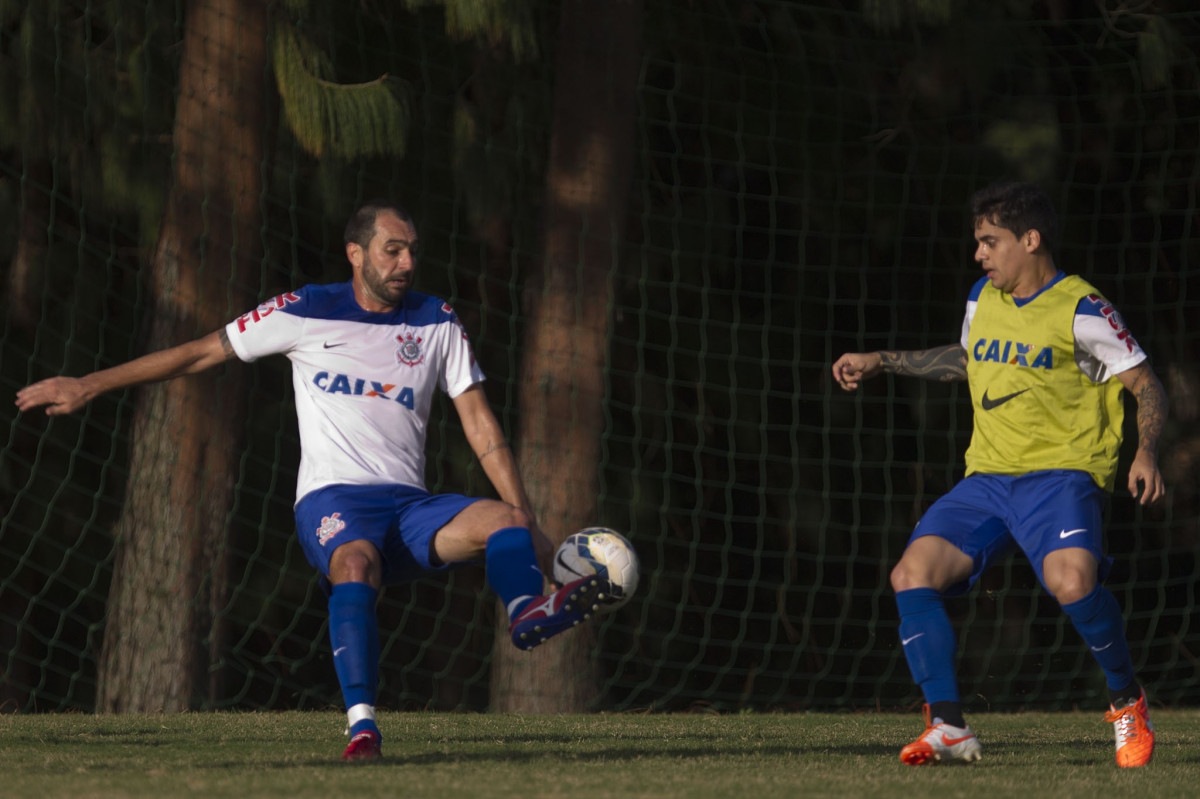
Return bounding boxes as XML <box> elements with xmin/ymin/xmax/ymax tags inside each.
<box><xmin>225</xmin><ymin>281</ymin><xmax>486</xmax><ymax>503</ymax></box>
<box><xmin>959</xmin><ymin>272</ymin><xmax>1147</xmax><ymax>382</ymax></box>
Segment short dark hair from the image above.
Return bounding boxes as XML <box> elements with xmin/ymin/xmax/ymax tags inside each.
<box><xmin>969</xmin><ymin>181</ymin><xmax>1059</xmax><ymax>254</ymax></box>
<box><xmin>343</xmin><ymin>200</ymin><xmax>416</xmax><ymax>248</ymax></box>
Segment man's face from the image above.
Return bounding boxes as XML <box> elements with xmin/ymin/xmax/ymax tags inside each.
<box><xmin>351</xmin><ymin>211</ymin><xmax>418</xmax><ymax>310</ymax></box>
<box><xmin>973</xmin><ymin>217</ymin><xmax>1033</xmax><ymax>295</ymax></box>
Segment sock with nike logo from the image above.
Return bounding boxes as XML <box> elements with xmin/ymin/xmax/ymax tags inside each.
<box><xmin>1061</xmin><ymin>584</ymin><xmax>1135</xmax><ymax>691</ymax></box>
<box><xmin>485</xmin><ymin>527</ymin><xmax>545</xmax><ymax>620</ymax></box>
<box><xmin>329</xmin><ymin>581</ymin><xmax>380</xmax><ymax>729</ymax></box>
<box><xmin>896</xmin><ymin>588</ymin><xmax>960</xmax><ymax>705</ymax></box>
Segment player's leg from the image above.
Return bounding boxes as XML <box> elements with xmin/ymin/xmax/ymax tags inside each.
<box><xmin>891</xmin><ymin>535</ymin><xmax>982</xmax><ymax>764</ymax></box>
<box><xmin>1046</xmin><ymin>550</ymin><xmax>1152</xmax><ymax>766</ymax></box>
<box><xmin>1022</xmin><ymin>470</ymin><xmax>1153</xmax><ymax>767</ymax></box>
<box><xmin>295</xmin><ymin>486</ymin><xmax>389</xmax><ymax>761</ymax></box>
<box><xmin>430</xmin><ymin>498</ymin><xmax>544</xmax><ymax>617</ymax></box>
<box><xmin>1042</xmin><ymin>547</ymin><xmax>1139</xmax><ymax>698</ymax></box>
<box><xmin>428</xmin><ymin>498</ymin><xmax>610</xmax><ymax>650</ymax></box>
<box><xmin>328</xmin><ymin>539</ymin><xmax>384</xmax><ymax>760</ymax></box>
<box><xmin>891</xmin><ymin>535</ymin><xmax>974</xmax><ymax>722</ymax></box>
<box><xmin>890</xmin><ymin>479</ymin><xmax>1014</xmax><ymax>765</ymax></box>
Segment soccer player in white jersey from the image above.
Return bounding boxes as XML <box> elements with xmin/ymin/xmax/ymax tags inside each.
<box><xmin>832</xmin><ymin>181</ymin><xmax>1168</xmax><ymax>768</ymax></box>
<box><xmin>16</xmin><ymin>200</ymin><xmax>610</xmax><ymax>762</ymax></box>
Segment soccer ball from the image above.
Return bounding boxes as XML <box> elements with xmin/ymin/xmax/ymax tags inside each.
<box><xmin>552</xmin><ymin>527</ymin><xmax>640</xmax><ymax>612</ymax></box>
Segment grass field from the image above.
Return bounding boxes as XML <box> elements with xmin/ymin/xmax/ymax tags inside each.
<box><xmin>3</xmin><ymin>709</ymin><xmax>1199</xmax><ymax>798</ymax></box>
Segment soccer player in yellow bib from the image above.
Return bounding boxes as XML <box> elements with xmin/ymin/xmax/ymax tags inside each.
<box><xmin>832</xmin><ymin>181</ymin><xmax>1167</xmax><ymax>768</ymax></box>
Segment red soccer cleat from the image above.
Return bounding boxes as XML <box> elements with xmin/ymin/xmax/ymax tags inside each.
<box><xmin>509</xmin><ymin>576</ymin><xmax>610</xmax><ymax>651</ymax></box>
<box><xmin>341</xmin><ymin>729</ymin><xmax>382</xmax><ymax>762</ymax></box>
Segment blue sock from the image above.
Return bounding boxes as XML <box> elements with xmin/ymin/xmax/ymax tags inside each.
<box><xmin>895</xmin><ymin>588</ymin><xmax>960</xmax><ymax>704</ymax></box>
<box><xmin>485</xmin><ymin>527</ymin><xmax>545</xmax><ymax>620</ymax></box>
<box><xmin>1061</xmin><ymin>585</ymin><xmax>1136</xmax><ymax>691</ymax></box>
<box><xmin>328</xmin><ymin>581</ymin><xmax>380</xmax><ymax>735</ymax></box>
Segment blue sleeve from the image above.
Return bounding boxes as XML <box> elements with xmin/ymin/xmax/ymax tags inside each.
<box><xmin>966</xmin><ymin>275</ymin><xmax>989</xmax><ymax>302</ymax></box>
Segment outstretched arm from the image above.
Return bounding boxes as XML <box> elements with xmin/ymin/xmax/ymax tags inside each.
<box><xmin>15</xmin><ymin>329</ymin><xmax>237</xmax><ymax>416</ymax></box>
<box><xmin>832</xmin><ymin>344</ymin><xmax>968</xmax><ymax>391</ymax></box>
<box><xmin>1117</xmin><ymin>362</ymin><xmax>1168</xmax><ymax>505</ymax></box>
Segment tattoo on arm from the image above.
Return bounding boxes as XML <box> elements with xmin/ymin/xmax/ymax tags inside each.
<box><xmin>877</xmin><ymin>344</ymin><xmax>968</xmax><ymax>382</ymax></box>
<box><xmin>478</xmin><ymin>441</ymin><xmax>510</xmax><ymax>462</ymax></box>
<box><xmin>1134</xmin><ymin>372</ymin><xmax>1168</xmax><ymax>457</ymax></box>
<box><xmin>218</xmin><ymin>328</ymin><xmax>236</xmax><ymax>360</ymax></box>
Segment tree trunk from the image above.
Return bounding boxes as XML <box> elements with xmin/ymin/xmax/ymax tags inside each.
<box><xmin>97</xmin><ymin>0</ymin><xmax>267</xmax><ymax>713</ymax></box>
<box><xmin>6</xmin><ymin>157</ymin><xmax>52</xmax><ymax>329</ymax></box>
<box><xmin>490</xmin><ymin>0</ymin><xmax>643</xmax><ymax>713</ymax></box>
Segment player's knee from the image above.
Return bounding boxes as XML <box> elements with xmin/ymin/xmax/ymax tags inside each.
<box><xmin>1042</xmin><ymin>551</ymin><xmax>1097</xmax><ymax>604</ymax></box>
<box><xmin>489</xmin><ymin>503</ymin><xmax>532</xmax><ymax>533</ymax></box>
<box><xmin>329</xmin><ymin>542</ymin><xmax>381</xmax><ymax>585</ymax></box>
<box><xmin>464</xmin><ymin>505</ymin><xmax>531</xmax><ymax>552</ymax></box>
<box><xmin>891</xmin><ymin>551</ymin><xmax>965</xmax><ymax>593</ymax></box>
<box><xmin>890</xmin><ymin>559</ymin><xmax>922</xmax><ymax>593</ymax></box>
<box><xmin>1047</xmin><ymin>570</ymin><xmax>1094</xmax><ymax>605</ymax></box>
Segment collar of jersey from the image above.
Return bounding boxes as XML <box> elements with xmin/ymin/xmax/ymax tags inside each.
<box><xmin>1011</xmin><ymin>269</ymin><xmax>1066</xmax><ymax>308</ymax></box>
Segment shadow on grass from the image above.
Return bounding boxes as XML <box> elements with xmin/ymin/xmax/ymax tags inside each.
<box><xmin>177</xmin><ymin>741</ymin><xmax>899</xmax><ymax>769</ymax></box>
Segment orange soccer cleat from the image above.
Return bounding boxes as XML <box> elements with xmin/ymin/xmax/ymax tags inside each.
<box><xmin>1104</xmin><ymin>689</ymin><xmax>1155</xmax><ymax>768</ymax></box>
<box><xmin>899</xmin><ymin>704</ymin><xmax>982</xmax><ymax>765</ymax></box>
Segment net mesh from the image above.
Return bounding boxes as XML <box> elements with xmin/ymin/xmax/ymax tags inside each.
<box><xmin>1</xmin><ymin>1</ymin><xmax>1198</xmax><ymax>713</ymax></box>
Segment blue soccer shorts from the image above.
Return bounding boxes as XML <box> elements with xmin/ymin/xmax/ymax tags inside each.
<box><xmin>294</xmin><ymin>483</ymin><xmax>478</xmax><ymax>585</ymax></box>
<box><xmin>909</xmin><ymin>469</ymin><xmax>1111</xmax><ymax>596</ymax></box>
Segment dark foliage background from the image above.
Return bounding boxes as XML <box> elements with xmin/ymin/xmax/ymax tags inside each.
<box><xmin>1</xmin><ymin>1</ymin><xmax>1197</xmax><ymax>713</ymax></box>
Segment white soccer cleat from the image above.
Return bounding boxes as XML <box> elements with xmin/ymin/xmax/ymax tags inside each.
<box><xmin>899</xmin><ymin>704</ymin><xmax>982</xmax><ymax>765</ymax></box>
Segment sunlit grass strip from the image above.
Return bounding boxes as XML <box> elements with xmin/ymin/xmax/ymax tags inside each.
<box><xmin>3</xmin><ymin>710</ymin><xmax>1199</xmax><ymax>798</ymax></box>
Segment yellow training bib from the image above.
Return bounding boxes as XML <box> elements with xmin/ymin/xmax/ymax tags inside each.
<box><xmin>964</xmin><ymin>274</ymin><xmax>1125</xmax><ymax>491</ymax></box>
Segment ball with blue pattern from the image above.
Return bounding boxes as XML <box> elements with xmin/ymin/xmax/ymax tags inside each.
<box><xmin>552</xmin><ymin>527</ymin><xmax>639</xmax><ymax>612</ymax></box>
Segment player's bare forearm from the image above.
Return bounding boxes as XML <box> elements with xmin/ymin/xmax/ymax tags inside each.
<box><xmin>1133</xmin><ymin>371</ymin><xmax>1167</xmax><ymax>461</ymax></box>
<box><xmin>15</xmin><ymin>329</ymin><xmax>236</xmax><ymax>416</ymax></box>
<box><xmin>476</xmin><ymin>437</ymin><xmax>534</xmax><ymax>514</ymax></box>
<box><xmin>878</xmin><ymin>344</ymin><xmax>968</xmax><ymax>382</ymax></box>
<box><xmin>454</xmin><ymin>385</ymin><xmax>535</xmax><ymax>513</ymax></box>
<box><xmin>1117</xmin><ymin>363</ymin><xmax>1168</xmax><ymax>459</ymax></box>
<box><xmin>1118</xmin><ymin>362</ymin><xmax>1168</xmax><ymax>505</ymax></box>
<box><xmin>104</xmin><ymin>330</ymin><xmax>235</xmax><ymax>385</ymax></box>
<box><xmin>463</xmin><ymin>411</ymin><xmax>553</xmax><ymax>569</ymax></box>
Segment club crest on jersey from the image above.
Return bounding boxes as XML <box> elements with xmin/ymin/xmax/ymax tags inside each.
<box><xmin>317</xmin><ymin>512</ymin><xmax>346</xmax><ymax>546</ymax></box>
<box><xmin>396</xmin><ymin>332</ymin><xmax>425</xmax><ymax>367</ymax></box>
